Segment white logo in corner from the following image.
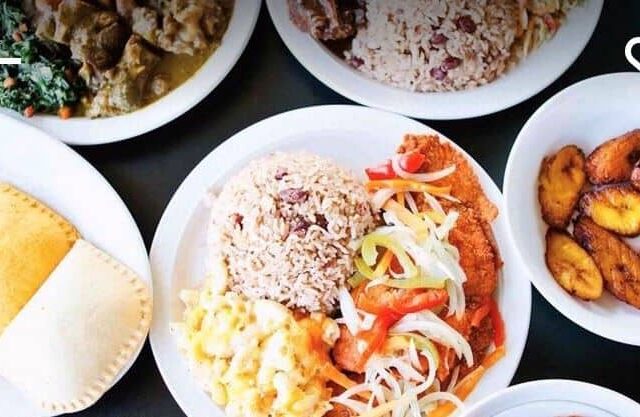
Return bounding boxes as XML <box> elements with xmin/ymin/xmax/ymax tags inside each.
<box><xmin>626</xmin><ymin>37</ymin><xmax>640</xmax><ymax>71</ymax></box>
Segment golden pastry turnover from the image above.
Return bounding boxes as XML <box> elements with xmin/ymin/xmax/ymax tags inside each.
<box><xmin>0</xmin><ymin>183</ymin><xmax>79</xmax><ymax>334</ymax></box>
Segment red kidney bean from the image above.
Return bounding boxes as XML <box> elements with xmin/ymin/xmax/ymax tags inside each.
<box><xmin>456</xmin><ymin>15</ymin><xmax>477</xmax><ymax>33</ymax></box>
<box><xmin>280</xmin><ymin>188</ymin><xmax>309</xmax><ymax>203</ymax></box>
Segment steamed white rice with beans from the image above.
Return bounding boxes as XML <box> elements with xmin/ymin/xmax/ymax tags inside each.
<box><xmin>208</xmin><ymin>152</ymin><xmax>376</xmax><ymax>313</ymax></box>
<box><xmin>345</xmin><ymin>0</ymin><xmax>578</xmax><ymax>92</ymax></box>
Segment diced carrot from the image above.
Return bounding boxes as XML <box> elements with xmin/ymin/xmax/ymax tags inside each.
<box><xmin>58</xmin><ymin>106</ymin><xmax>73</xmax><ymax>120</ymax></box>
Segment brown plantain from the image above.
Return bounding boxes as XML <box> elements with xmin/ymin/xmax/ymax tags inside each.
<box><xmin>632</xmin><ymin>161</ymin><xmax>640</xmax><ymax>191</ymax></box>
<box><xmin>574</xmin><ymin>216</ymin><xmax>640</xmax><ymax>309</ymax></box>
<box><xmin>586</xmin><ymin>129</ymin><xmax>640</xmax><ymax>185</ymax></box>
<box><xmin>538</xmin><ymin>145</ymin><xmax>587</xmax><ymax>228</ymax></box>
<box><xmin>579</xmin><ymin>185</ymin><xmax>640</xmax><ymax>237</ymax></box>
<box><xmin>545</xmin><ymin>229</ymin><xmax>603</xmax><ymax>300</ymax></box>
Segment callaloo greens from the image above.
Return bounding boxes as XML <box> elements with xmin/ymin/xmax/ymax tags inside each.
<box><xmin>0</xmin><ymin>1</ymin><xmax>83</xmax><ymax>117</ymax></box>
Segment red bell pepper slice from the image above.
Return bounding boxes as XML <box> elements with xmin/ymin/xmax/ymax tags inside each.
<box><xmin>399</xmin><ymin>151</ymin><xmax>426</xmax><ymax>173</ymax></box>
<box><xmin>489</xmin><ymin>298</ymin><xmax>506</xmax><ymax>347</ymax></box>
<box><xmin>365</xmin><ymin>159</ymin><xmax>396</xmax><ymax>180</ymax></box>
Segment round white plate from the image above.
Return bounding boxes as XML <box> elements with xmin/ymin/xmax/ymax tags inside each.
<box><xmin>462</xmin><ymin>380</ymin><xmax>640</xmax><ymax>417</ymax></box>
<box><xmin>149</xmin><ymin>105</ymin><xmax>532</xmax><ymax>417</ymax></box>
<box><xmin>266</xmin><ymin>1</ymin><xmax>602</xmax><ymax>120</ymax></box>
<box><xmin>0</xmin><ymin>0</ymin><xmax>260</xmax><ymax>146</ymax></box>
<box><xmin>504</xmin><ymin>72</ymin><xmax>640</xmax><ymax>346</ymax></box>
<box><xmin>0</xmin><ymin>115</ymin><xmax>152</xmax><ymax>416</ymax></box>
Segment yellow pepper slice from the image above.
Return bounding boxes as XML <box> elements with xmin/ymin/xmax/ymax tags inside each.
<box><xmin>383</xmin><ymin>199</ymin><xmax>429</xmax><ymax>241</ymax></box>
<box><xmin>366</xmin><ymin>179</ymin><xmax>452</xmax><ymax>196</ymax></box>
<box><xmin>377</xmin><ymin>275</ymin><xmax>446</xmax><ymax>290</ymax></box>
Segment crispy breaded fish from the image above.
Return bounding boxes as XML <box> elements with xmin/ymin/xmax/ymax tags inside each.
<box><xmin>398</xmin><ymin>134</ymin><xmax>498</xmax><ymax>222</ymax></box>
<box><xmin>574</xmin><ymin>216</ymin><xmax>640</xmax><ymax>309</ymax></box>
<box><xmin>0</xmin><ymin>183</ymin><xmax>80</xmax><ymax>334</ymax></box>
<box><xmin>586</xmin><ymin>129</ymin><xmax>640</xmax><ymax>185</ymax></box>
<box><xmin>579</xmin><ymin>185</ymin><xmax>640</xmax><ymax>237</ymax></box>
<box><xmin>545</xmin><ymin>229</ymin><xmax>603</xmax><ymax>300</ymax></box>
<box><xmin>446</xmin><ymin>204</ymin><xmax>499</xmax><ymax>301</ymax></box>
<box><xmin>538</xmin><ymin>145</ymin><xmax>587</xmax><ymax>229</ymax></box>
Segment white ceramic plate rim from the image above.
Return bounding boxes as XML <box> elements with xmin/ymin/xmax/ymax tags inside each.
<box><xmin>504</xmin><ymin>72</ymin><xmax>640</xmax><ymax>346</ymax></box>
<box><xmin>1</xmin><ymin>0</ymin><xmax>260</xmax><ymax>145</ymax></box>
<box><xmin>149</xmin><ymin>105</ymin><xmax>531</xmax><ymax>417</ymax></box>
<box><xmin>0</xmin><ymin>115</ymin><xmax>152</xmax><ymax>416</ymax></box>
<box><xmin>266</xmin><ymin>0</ymin><xmax>602</xmax><ymax>120</ymax></box>
<box><xmin>461</xmin><ymin>379</ymin><xmax>640</xmax><ymax>417</ymax></box>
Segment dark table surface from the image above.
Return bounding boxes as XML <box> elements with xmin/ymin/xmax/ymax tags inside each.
<box><xmin>72</xmin><ymin>2</ymin><xmax>640</xmax><ymax>416</ymax></box>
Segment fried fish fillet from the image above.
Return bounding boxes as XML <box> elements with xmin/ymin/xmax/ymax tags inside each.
<box><xmin>398</xmin><ymin>134</ymin><xmax>498</xmax><ymax>222</ymax></box>
<box><xmin>538</xmin><ymin>145</ymin><xmax>587</xmax><ymax>229</ymax></box>
<box><xmin>545</xmin><ymin>229</ymin><xmax>603</xmax><ymax>300</ymax></box>
<box><xmin>446</xmin><ymin>204</ymin><xmax>499</xmax><ymax>301</ymax></box>
<box><xmin>0</xmin><ymin>183</ymin><xmax>80</xmax><ymax>334</ymax></box>
<box><xmin>574</xmin><ymin>216</ymin><xmax>640</xmax><ymax>309</ymax></box>
<box><xmin>632</xmin><ymin>161</ymin><xmax>640</xmax><ymax>191</ymax></box>
<box><xmin>579</xmin><ymin>185</ymin><xmax>640</xmax><ymax>237</ymax></box>
<box><xmin>586</xmin><ymin>129</ymin><xmax>640</xmax><ymax>185</ymax></box>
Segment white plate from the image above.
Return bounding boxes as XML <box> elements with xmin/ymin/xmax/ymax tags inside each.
<box><xmin>504</xmin><ymin>72</ymin><xmax>640</xmax><ymax>346</ymax></box>
<box><xmin>462</xmin><ymin>380</ymin><xmax>640</xmax><ymax>417</ymax></box>
<box><xmin>266</xmin><ymin>1</ymin><xmax>602</xmax><ymax>120</ymax></box>
<box><xmin>149</xmin><ymin>105</ymin><xmax>532</xmax><ymax>417</ymax></box>
<box><xmin>0</xmin><ymin>0</ymin><xmax>260</xmax><ymax>146</ymax></box>
<box><xmin>0</xmin><ymin>115</ymin><xmax>152</xmax><ymax>416</ymax></box>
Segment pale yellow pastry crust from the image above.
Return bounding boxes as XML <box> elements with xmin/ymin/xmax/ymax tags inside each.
<box><xmin>0</xmin><ymin>240</ymin><xmax>152</xmax><ymax>414</ymax></box>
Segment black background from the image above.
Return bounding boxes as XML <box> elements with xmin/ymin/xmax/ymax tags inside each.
<box><xmin>72</xmin><ymin>2</ymin><xmax>639</xmax><ymax>416</ymax></box>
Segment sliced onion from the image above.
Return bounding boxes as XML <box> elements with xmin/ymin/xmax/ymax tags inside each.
<box><xmin>408</xmin><ymin>339</ymin><xmax>421</xmax><ymax>371</ymax></box>
<box><xmin>418</xmin><ymin>391</ymin><xmax>465</xmax><ymax>411</ymax></box>
<box><xmin>392</xmin><ymin>155</ymin><xmax>457</xmax><ymax>183</ymax></box>
<box><xmin>391</xmin><ymin>311</ymin><xmax>474</xmax><ymax>367</ymax></box>
<box><xmin>447</xmin><ymin>366</ymin><xmax>461</xmax><ymax>392</ymax></box>
<box><xmin>338</xmin><ymin>286</ymin><xmax>361</xmax><ymax>336</ymax></box>
<box><xmin>330</xmin><ymin>397</ymin><xmax>369</xmax><ymax>414</ymax></box>
<box><xmin>371</xmin><ymin>188</ymin><xmax>396</xmax><ymax>211</ymax></box>
<box><xmin>436</xmin><ymin>211</ymin><xmax>459</xmax><ymax>240</ymax></box>
<box><xmin>421</xmin><ymin>192</ymin><xmax>446</xmax><ymax>216</ymax></box>
<box><xmin>405</xmin><ymin>192</ymin><xmax>419</xmax><ymax>214</ymax></box>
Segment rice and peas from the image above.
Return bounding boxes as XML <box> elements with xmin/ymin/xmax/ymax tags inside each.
<box><xmin>291</xmin><ymin>0</ymin><xmax>582</xmax><ymax>92</ymax></box>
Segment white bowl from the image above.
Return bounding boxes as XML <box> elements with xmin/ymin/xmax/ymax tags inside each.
<box><xmin>266</xmin><ymin>0</ymin><xmax>602</xmax><ymax>120</ymax></box>
<box><xmin>0</xmin><ymin>0</ymin><xmax>260</xmax><ymax>145</ymax></box>
<box><xmin>462</xmin><ymin>380</ymin><xmax>640</xmax><ymax>417</ymax></box>
<box><xmin>149</xmin><ymin>105</ymin><xmax>531</xmax><ymax>417</ymax></box>
<box><xmin>0</xmin><ymin>115</ymin><xmax>151</xmax><ymax>416</ymax></box>
<box><xmin>504</xmin><ymin>72</ymin><xmax>640</xmax><ymax>346</ymax></box>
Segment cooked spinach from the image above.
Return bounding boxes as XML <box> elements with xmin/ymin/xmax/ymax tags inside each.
<box><xmin>0</xmin><ymin>1</ymin><xmax>84</xmax><ymax>115</ymax></box>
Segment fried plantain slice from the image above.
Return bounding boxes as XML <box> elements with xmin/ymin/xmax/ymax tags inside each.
<box><xmin>586</xmin><ymin>129</ymin><xmax>640</xmax><ymax>185</ymax></box>
<box><xmin>632</xmin><ymin>161</ymin><xmax>640</xmax><ymax>191</ymax></box>
<box><xmin>579</xmin><ymin>185</ymin><xmax>640</xmax><ymax>237</ymax></box>
<box><xmin>574</xmin><ymin>216</ymin><xmax>640</xmax><ymax>309</ymax></box>
<box><xmin>545</xmin><ymin>229</ymin><xmax>603</xmax><ymax>301</ymax></box>
<box><xmin>538</xmin><ymin>145</ymin><xmax>587</xmax><ymax>228</ymax></box>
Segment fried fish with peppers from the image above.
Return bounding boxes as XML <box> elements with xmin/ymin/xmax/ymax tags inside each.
<box><xmin>398</xmin><ymin>134</ymin><xmax>498</xmax><ymax>222</ymax></box>
<box><xmin>586</xmin><ymin>129</ymin><xmax>640</xmax><ymax>185</ymax></box>
<box><xmin>579</xmin><ymin>185</ymin><xmax>640</xmax><ymax>237</ymax></box>
<box><xmin>574</xmin><ymin>216</ymin><xmax>640</xmax><ymax>309</ymax></box>
<box><xmin>538</xmin><ymin>145</ymin><xmax>587</xmax><ymax>229</ymax></box>
<box><xmin>545</xmin><ymin>229</ymin><xmax>603</xmax><ymax>301</ymax></box>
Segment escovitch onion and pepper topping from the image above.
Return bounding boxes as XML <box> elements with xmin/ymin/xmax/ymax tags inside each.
<box><xmin>331</xmin><ymin>151</ymin><xmax>506</xmax><ymax>417</ymax></box>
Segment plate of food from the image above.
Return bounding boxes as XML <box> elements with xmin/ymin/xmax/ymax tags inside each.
<box><xmin>149</xmin><ymin>105</ymin><xmax>531</xmax><ymax>417</ymax></box>
<box><xmin>462</xmin><ymin>379</ymin><xmax>640</xmax><ymax>417</ymax></box>
<box><xmin>0</xmin><ymin>0</ymin><xmax>260</xmax><ymax>145</ymax></box>
<box><xmin>504</xmin><ymin>72</ymin><xmax>640</xmax><ymax>346</ymax></box>
<box><xmin>267</xmin><ymin>0</ymin><xmax>602</xmax><ymax>120</ymax></box>
<box><xmin>0</xmin><ymin>115</ymin><xmax>152</xmax><ymax>416</ymax></box>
